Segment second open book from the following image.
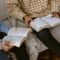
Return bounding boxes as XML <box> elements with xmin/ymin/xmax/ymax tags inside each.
<box><xmin>30</xmin><ymin>17</ymin><xmax>60</xmax><ymax>32</ymax></box>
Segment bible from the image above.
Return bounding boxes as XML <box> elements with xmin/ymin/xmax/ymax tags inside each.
<box><xmin>2</xmin><ymin>27</ymin><xmax>31</xmax><ymax>47</ymax></box>
<box><xmin>42</xmin><ymin>17</ymin><xmax>60</xmax><ymax>27</ymax></box>
<box><xmin>8</xmin><ymin>27</ymin><xmax>31</xmax><ymax>37</ymax></box>
<box><xmin>30</xmin><ymin>18</ymin><xmax>50</xmax><ymax>32</ymax></box>
<box><xmin>2</xmin><ymin>36</ymin><xmax>26</xmax><ymax>47</ymax></box>
<box><xmin>30</xmin><ymin>15</ymin><xmax>60</xmax><ymax>32</ymax></box>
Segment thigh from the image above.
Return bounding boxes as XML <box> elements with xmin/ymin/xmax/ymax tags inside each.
<box><xmin>10</xmin><ymin>43</ymin><xmax>29</xmax><ymax>60</ymax></box>
<box><xmin>33</xmin><ymin>28</ymin><xmax>50</xmax><ymax>39</ymax></box>
<box><xmin>18</xmin><ymin>42</ymin><xmax>29</xmax><ymax>60</ymax></box>
<box><xmin>33</xmin><ymin>28</ymin><xmax>60</xmax><ymax>55</ymax></box>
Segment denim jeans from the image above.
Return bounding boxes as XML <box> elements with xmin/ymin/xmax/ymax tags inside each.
<box><xmin>33</xmin><ymin>28</ymin><xmax>60</xmax><ymax>55</ymax></box>
<box><xmin>0</xmin><ymin>21</ymin><xmax>10</xmax><ymax>33</ymax></box>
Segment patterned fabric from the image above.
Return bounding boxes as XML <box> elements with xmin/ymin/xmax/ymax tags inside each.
<box><xmin>6</xmin><ymin>0</ymin><xmax>60</xmax><ymax>60</ymax></box>
<box><xmin>6</xmin><ymin>0</ymin><xmax>60</xmax><ymax>21</ymax></box>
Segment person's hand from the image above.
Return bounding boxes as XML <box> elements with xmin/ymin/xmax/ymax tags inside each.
<box><xmin>23</xmin><ymin>15</ymin><xmax>32</xmax><ymax>27</ymax></box>
<box><xmin>52</xmin><ymin>12</ymin><xmax>60</xmax><ymax>18</ymax></box>
<box><xmin>1</xmin><ymin>41</ymin><xmax>13</xmax><ymax>52</ymax></box>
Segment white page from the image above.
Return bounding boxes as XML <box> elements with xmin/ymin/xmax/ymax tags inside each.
<box><xmin>42</xmin><ymin>17</ymin><xmax>60</xmax><ymax>27</ymax></box>
<box><xmin>44</xmin><ymin>14</ymin><xmax>52</xmax><ymax>18</ymax></box>
<box><xmin>30</xmin><ymin>18</ymin><xmax>50</xmax><ymax>32</ymax></box>
<box><xmin>8</xmin><ymin>27</ymin><xmax>31</xmax><ymax>37</ymax></box>
<box><xmin>2</xmin><ymin>36</ymin><xmax>26</xmax><ymax>47</ymax></box>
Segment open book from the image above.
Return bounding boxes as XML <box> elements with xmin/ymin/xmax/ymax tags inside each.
<box><xmin>8</xmin><ymin>27</ymin><xmax>31</xmax><ymax>37</ymax></box>
<box><xmin>2</xmin><ymin>36</ymin><xmax>26</xmax><ymax>47</ymax></box>
<box><xmin>2</xmin><ymin>27</ymin><xmax>31</xmax><ymax>47</ymax></box>
<box><xmin>30</xmin><ymin>16</ymin><xmax>60</xmax><ymax>32</ymax></box>
<box><xmin>30</xmin><ymin>18</ymin><xmax>50</xmax><ymax>32</ymax></box>
<box><xmin>42</xmin><ymin>17</ymin><xmax>60</xmax><ymax>27</ymax></box>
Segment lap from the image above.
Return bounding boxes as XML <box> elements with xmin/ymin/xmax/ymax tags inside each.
<box><xmin>0</xmin><ymin>50</ymin><xmax>11</xmax><ymax>60</ymax></box>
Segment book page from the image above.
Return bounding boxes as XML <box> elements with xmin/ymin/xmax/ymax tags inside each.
<box><xmin>2</xmin><ymin>36</ymin><xmax>26</xmax><ymax>47</ymax></box>
<box><xmin>30</xmin><ymin>18</ymin><xmax>50</xmax><ymax>32</ymax></box>
<box><xmin>42</xmin><ymin>17</ymin><xmax>60</xmax><ymax>27</ymax></box>
<box><xmin>8</xmin><ymin>27</ymin><xmax>31</xmax><ymax>37</ymax></box>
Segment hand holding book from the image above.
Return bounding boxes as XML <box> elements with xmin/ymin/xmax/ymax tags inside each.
<box><xmin>23</xmin><ymin>15</ymin><xmax>32</xmax><ymax>27</ymax></box>
<box><xmin>1</xmin><ymin>40</ymin><xmax>13</xmax><ymax>52</ymax></box>
<box><xmin>30</xmin><ymin>14</ymin><xmax>60</xmax><ymax>32</ymax></box>
<box><xmin>52</xmin><ymin>12</ymin><xmax>60</xmax><ymax>18</ymax></box>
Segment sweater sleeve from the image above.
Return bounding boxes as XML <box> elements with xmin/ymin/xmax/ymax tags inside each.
<box><xmin>51</xmin><ymin>0</ymin><xmax>60</xmax><ymax>13</ymax></box>
<box><xmin>6</xmin><ymin>0</ymin><xmax>26</xmax><ymax>21</ymax></box>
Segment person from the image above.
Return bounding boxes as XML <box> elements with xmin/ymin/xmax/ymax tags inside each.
<box><xmin>6</xmin><ymin>0</ymin><xmax>60</xmax><ymax>60</ymax></box>
<box><xmin>0</xmin><ymin>32</ymin><xmax>13</xmax><ymax>60</ymax></box>
<box><xmin>0</xmin><ymin>21</ymin><xmax>14</xmax><ymax>60</ymax></box>
<box><xmin>0</xmin><ymin>31</ymin><xmax>18</xmax><ymax>60</ymax></box>
<box><xmin>0</xmin><ymin>21</ymin><xmax>29</xmax><ymax>60</ymax></box>
<box><xmin>0</xmin><ymin>21</ymin><xmax>13</xmax><ymax>51</ymax></box>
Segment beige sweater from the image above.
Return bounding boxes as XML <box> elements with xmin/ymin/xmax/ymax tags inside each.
<box><xmin>6</xmin><ymin>0</ymin><xmax>60</xmax><ymax>60</ymax></box>
<box><xmin>6</xmin><ymin>0</ymin><xmax>60</xmax><ymax>21</ymax></box>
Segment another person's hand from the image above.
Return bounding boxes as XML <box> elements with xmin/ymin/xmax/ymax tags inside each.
<box><xmin>1</xmin><ymin>41</ymin><xmax>13</xmax><ymax>52</ymax></box>
<box><xmin>23</xmin><ymin>15</ymin><xmax>32</xmax><ymax>27</ymax></box>
<box><xmin>52</xmin><ymin>12</ymin><xmax>60</xmax><ymax>18</ymax></box>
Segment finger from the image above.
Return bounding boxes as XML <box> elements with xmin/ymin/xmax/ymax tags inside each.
<box><xmin>52</xmin><ymin>12</ymin><xmax>60</xmax><ymax>18</ymax></box>
<box><xmin>27</xmin><ymin>19</ymin><xmax>32</xmax><ymax>27</ymax></box>
<box><xmin>25</xmin><ymin>20</ymin><xmax>29</xmax><ymax>27</ymax></box>
<box><xmin>25</xmin><ymin>20</ymin><xmax>31</xmax><ymax>27</ymax></box>
<box><xmin>1</xmin><ymin>42</ymin><xmax>13</xmax><ymax>51</ymax></box>
<box><xmin>2</xmin><ymin>41</ymin><xmax>11</xmax><ymax>47</ymax></box>
<box><xmin>5</xmin><ymin>41</ymin><xmax>11</xmax><ymax>45</ymax></box>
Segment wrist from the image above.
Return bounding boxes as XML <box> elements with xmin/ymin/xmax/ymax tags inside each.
<box><xmin>23</xmin><ymin>15</ymin><xmax>28</xmax><ymax>21</ymax></box>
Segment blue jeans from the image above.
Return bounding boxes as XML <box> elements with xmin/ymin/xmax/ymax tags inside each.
<box><xmin>0</xmin><ymin>50</ymin><xmax>13</xmax><ymax>60</ymax></box>
<box><xmin>0</xmin><ymin>21</ymin><xmax>10</xmax><ymax>33</ymax></box>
